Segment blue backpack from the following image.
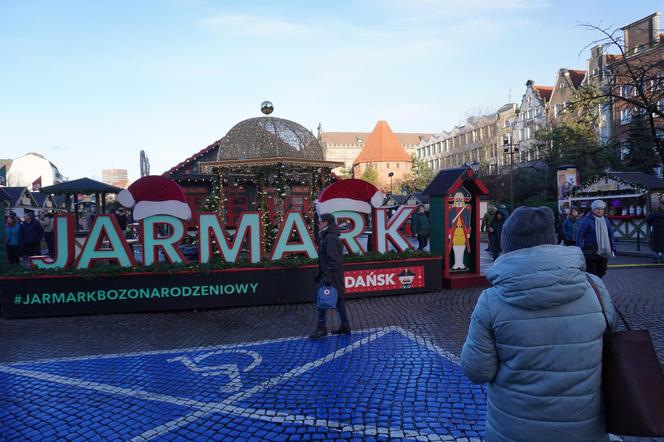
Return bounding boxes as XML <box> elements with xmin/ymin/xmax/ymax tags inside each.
<box><xmin>316</xmin><ymin>284</ymin><xmax>338</xmax><ymax>310</ymax></box>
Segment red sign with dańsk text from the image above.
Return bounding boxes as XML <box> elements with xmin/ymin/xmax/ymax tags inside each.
<box><xmin>344</xmin><ymin>266</ymin><xmax>425</xmax><ymax>294</ymax></box>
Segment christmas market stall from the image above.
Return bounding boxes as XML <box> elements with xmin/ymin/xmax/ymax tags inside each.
<box><xmin>569</xmin><ymin>172</ymin><xmax>664</xmax><ymax>242</ymax></box>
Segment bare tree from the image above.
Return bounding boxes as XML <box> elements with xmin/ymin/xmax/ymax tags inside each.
<box><xmin>576</xmin><ymin>22</ymin><xmax>664</xmax><ymax>167</ymax></box>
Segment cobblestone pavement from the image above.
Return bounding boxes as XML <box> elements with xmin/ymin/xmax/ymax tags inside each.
<box><xmin>1</xmin><ymin>254</ymin><xmax>662</xmax><ymax>441</ymax></box>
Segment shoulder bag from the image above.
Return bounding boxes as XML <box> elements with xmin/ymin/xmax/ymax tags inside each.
<box><xmin>587</xmin><ymin>275</ymin><xmax>664</xmax><ymax>436</ymax></box>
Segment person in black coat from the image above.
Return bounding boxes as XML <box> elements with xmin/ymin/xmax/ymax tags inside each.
<box><xmin>19</xmin><ymin>212</ymin><xmax>44</xmax><ymax>258</ymax></box>
<box><xmin>647</xmin><ymin>198</ymin><xmax>664</xmax><ymax>263</ymax></box>
<box><xmin>310</xmin><ymin>213</ymin><xmax>350</xmax><ymax>339</ymax></box>
<box><xmin>488</xmin><ymin>210</ymin><xmax>505</xmax><ymax>260</ymax></box>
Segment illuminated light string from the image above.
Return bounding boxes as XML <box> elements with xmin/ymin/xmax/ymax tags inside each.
<box><xmin>566</xmin><ymin>173</ymin><xmax>648</xmax><ymax>198</ymax></box>
<box><xmin>201</xmin><ymin>163</ymin><xmax>334</xmax><ymax>252</ymax></box>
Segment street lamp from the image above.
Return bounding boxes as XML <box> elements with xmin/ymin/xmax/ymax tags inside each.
<box><xmin>388</xmin><ymin>172</ymin><xmax>394</xmax><ymax>194</ymax></box>
<box><xmin>503</xmin><ymin>133</ymin><xmax>520</xmax><ymax>211</ymax></box>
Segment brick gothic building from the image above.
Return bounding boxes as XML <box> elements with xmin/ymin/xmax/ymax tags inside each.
<box><xmin>352</xmin><ymin>121</ymin><xmax>413</xmax><ymax>191</ymax></box>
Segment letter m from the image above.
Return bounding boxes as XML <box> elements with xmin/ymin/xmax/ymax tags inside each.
<box><xmin>199</xmin><ymin>213</ymin><xmax>261</xmax><ymax>263</ymax></box>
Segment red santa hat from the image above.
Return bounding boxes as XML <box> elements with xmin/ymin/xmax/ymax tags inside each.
<box><xmin>317</xmin><ymin>179</ymin><xmax>385</xmax><ymax>214</ymax></box>
<box><xmin>117</xmin><ymin>176</ymin><xmax>192</xmax><ymax>221</ymax></box>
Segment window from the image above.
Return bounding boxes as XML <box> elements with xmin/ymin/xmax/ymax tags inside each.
<box><xmin>554</xmin><ymin>104</ymin><xmax>562</xmax><ymax>117</ymax></box>
<box><xmin>652</xmin><ymin>73</ymin><xmax>664</xmax><ymax>92</ymax></box>
<box><xmin>620</xmin><ymin>142</ymin><xmax>630</xmax><ymax>160</ymax></box>
<box><xmin>620</xmin><ymin>108</ymin><xmax>632</xmax><ymax>125</ymax></box>
<box><xmin>386</xmin><ymin>163</ymin><xmax>390</xmax><ymax>169</ymax></box>
<box><xmin>657</xmin><ymin>99</ymin><xmax>664</xmax><ymax>115</ymax></box>
<box><xmin>621</xmin><ymin>84</ymin><xmax>633</xmax><ymax>97</ymax></box>
<box><xmin>504</xmin><ymin>119</ymin><xmax>510</xmax><ymax>128</ymax></box>
<box><xmin>396</xmin><ymin>163</ymin><xmax>400</xmax><ymax>169</ymax></box>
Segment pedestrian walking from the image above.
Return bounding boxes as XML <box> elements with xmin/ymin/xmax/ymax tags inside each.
<box><xmin>19</xmin><ymin>212</ymin><xmax>44</xmax><ymax>259</ymax></box>
<box><xmin>410</xmin><ymin>205</ymin><xmax>430</xmax><ymax>251</ymax></box>
<box><xmin>481</xmin><ymin>205</ymin><xmax>496</xmax><ymax>233</ymax></box>
<box><xmin>40</xmin><ymin>212</ymin><xmax>55</xmax><ymax>257</ymax></box>
<box><xmin>488</xmin><ymin>210</ymin><xmax>505</xmax><ymax>260</ymax></box>
<box><xmin>309</xmin><ymin>213</ymin><xmax>350</xmax><ymax>339</ymax></box>
<box><xmin>482</xmin><ymin>205</ymin><xmax>496</xmax><ymax>252</ymax></box>
<box><xmin>562</xmin><ymin>207</ymin><xmax>580</xmax><ymax>246</ymax></box>
<box><xmin>577</xmin><ymin>200</ymin><xmax>615</xmax><ymax>278</ymax></box>
<box><xmin>5</xmin><ymin>214</ymin><xmax>21</xmax><ymax>265</ymax></box>
<box><xmin>460</xmin><ymin>206</ymin><xmax>618</xmax><ymax>442</ymax></box>
<box><xmin>647</xmin><ymin>197</ymin><xmax>664</xmax><ymax>263</ymax></box>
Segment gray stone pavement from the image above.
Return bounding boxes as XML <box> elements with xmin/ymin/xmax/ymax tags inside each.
<box><xmin>0</xmin><ymin>248</ymin><xmax>662</xmax><ymax>441</ymax></box>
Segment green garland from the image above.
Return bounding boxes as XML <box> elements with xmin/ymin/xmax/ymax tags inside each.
<box><xmin>567</xmin><ymin>174</ymin><xmax>647</xmax><ymax>198</ymax></box>
<box><xmin>3</xmin><ymin>249</ymin><xmax>436</xmax><ymax>280</ymax></box>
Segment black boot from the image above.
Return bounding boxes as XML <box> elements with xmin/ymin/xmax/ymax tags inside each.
<box><xmin>332</xmin><ymin>324</ymin><xmax>351</xmax><ymax>335</ymax></box>
<box><xmin>309</xmin><ymin>327</ymin><xmax>327</xmax><ymax>340</ymax></box>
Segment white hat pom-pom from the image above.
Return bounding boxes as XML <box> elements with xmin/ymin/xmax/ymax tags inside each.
<box><xmin>117</xmin><ymin>189</ymin><xmax>136</xmax><ymax>208</ymax></box>
<box><xmin>370</xmin><ymin>191</ymin><xmax>386</xmax><ymax>208</ymax></box>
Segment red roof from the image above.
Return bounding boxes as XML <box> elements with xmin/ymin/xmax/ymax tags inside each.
<box><xmin>165</xmin><ymin>140</ymin><xmax>220</xmax><ymax>175</ymax></box>
<box><xmin>533</xmin><ymin>86</ymin><xmax>554</xmax><ymax>103</ymax></box>
<box><xmin>567</xmin><ymin>69</ymin><xmax>586</xmax><ymax>88</ymax></box>
<box><xmin>353</xmin><ymin>121</ymin><xmax>412</xmax><ymax>165</ymax></box>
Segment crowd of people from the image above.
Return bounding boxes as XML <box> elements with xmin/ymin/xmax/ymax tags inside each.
<box><xmin>479</xmin><ymin>198</ymin><xmax>664</xmax><ymax>278</ymax></box>
<box><xmin>3</xmin><ymin>206</ymin><xmax>132</xmax><ymax>266</ymax></box>
<box><xmin>3</xmin><ymin>212</ymin><xmax>51</xmax><ymax>264</ymax></box>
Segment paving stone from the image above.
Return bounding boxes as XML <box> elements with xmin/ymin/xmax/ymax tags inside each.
<box><xmin>0</xmin><ymin>264</ymin><xmax>661</xmax><ymax>441</ymax></box>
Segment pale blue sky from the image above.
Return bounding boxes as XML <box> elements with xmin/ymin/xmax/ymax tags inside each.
<box><xmin>0</xmin><ymin>0</ymin><xmax>661</xmax><ymax>181</ymax></box>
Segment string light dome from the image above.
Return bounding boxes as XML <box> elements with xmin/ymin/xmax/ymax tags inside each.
<box><xmin>216</xmin><ymin>116</ymin><xmax>325</xmax><ymax>162</ymax></box>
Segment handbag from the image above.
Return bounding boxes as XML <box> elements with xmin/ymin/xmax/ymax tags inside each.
<box><xmin>316</xmin><ymin>284</ymin><xmax>338</xmax><ymax>310</ymax></box>
<box><xmin>587</xmin><ymin>275</ymin><xmax>664</xmax><ymax>436</ymax></box>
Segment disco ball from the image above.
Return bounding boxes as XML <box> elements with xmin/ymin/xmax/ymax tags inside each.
<box><xmin>261</xmin><ymin>101</ymin><xmax>274</xmax><ymax>115</ymax></box>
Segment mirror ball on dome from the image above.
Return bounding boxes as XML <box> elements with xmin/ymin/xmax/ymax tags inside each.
<box><xmin>216</xmin><ymin>116</ymin><xmax>325</xmax><ymax>162</ymax></box>
<box><xmin>260</xmin><ymin>100</ymin><xmax>274</xmax><ymax>115</ymax></box>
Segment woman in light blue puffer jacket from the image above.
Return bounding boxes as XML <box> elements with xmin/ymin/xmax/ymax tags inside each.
<box><xmin>461</xmin><ymin>206</ymin><xmax>618</xmax><ymax>442</ymax></box>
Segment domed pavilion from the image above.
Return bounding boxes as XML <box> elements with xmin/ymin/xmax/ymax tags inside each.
<box><xmin>165</xmin><ymin>110</ymin><xmax>342</xmax><ymax>233</ymax></box>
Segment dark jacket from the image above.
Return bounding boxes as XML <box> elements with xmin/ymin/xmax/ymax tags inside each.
<box><xmin>115</xmin><ymin>212</ymin><xmax>128</xmax><ymax>231</ymax></box>
<box><xmin>489</xmin><ymin>216</ymin><xmax>504</xmax><ymax>241</ymax></box>
<box><xmin>316</xmin><ymin>223</ymin><xmax>345</xmax><ymax>296</ymax></box>
<box><xmin>410</xmin><ymin>212</ymin><xmax>430</xmax><ymax>235</ymax></box>
<box><xmin>562</xmin><ymin>217</ymin><xmax>578</xmax><ymax>242</ymax></box>
<box><xmin>647</xmin><ymin>209</ymin><xmax>664</xmax><ymax>253</ymax></box>
<box><xmin>19</xmin><ymin>219</ymin><xmax>44</xmax><ymax>244</ymax></box>
<box><xmin>577</xmin><ymin>213</ymin><xmax>615</xmax><ymax>254</ymax></box>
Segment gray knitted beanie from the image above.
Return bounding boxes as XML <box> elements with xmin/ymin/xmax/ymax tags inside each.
<box><xmin>501</xmin><ymin>206</ymin><xmax>557</xmax><ymax>253</ymax></box>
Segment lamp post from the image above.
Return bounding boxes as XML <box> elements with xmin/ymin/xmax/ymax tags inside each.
<box><xmin>502</xmin><ymin>134</ymin><xmax>520</xmax><ymax>211</ymax></box>
<box><xmin>388</xmin><ymin>171</ymin><xmax>394</xmax><ymax>194</ymax></box>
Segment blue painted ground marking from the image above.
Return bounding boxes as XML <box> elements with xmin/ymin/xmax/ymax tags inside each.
<box><xmin>0</xmin><ymin>327</ymin><xmax>487</xmax><ymax>441</ymax></box>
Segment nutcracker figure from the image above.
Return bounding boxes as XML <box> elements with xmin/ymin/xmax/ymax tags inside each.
<box><xmin>447</xmin><ymin>190</ymin><xmax>471</xmax><ymax>270</ymax></box>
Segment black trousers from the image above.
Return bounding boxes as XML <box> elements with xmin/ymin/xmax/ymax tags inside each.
<box><xmin>6</xmin><ymin>245</ymin><xmax>20</xmax><ymax>264</ymax></box>
<box><xmin>416</xmin><ymin>234</ymin><xmax>428</xmax><ymax>251</ymax></box>
<box><xmin>23</xmin><ymin>242</ymin><xmax>41</xmax><ymax>257</ymax></box>
<box><xmin>585</xmin><ymin>254</ymin><xmax>608</xmax><ymax>278</ymax></box>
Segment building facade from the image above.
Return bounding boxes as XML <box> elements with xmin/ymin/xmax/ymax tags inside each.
<box><xmin>515</xmin><ymin>80</ymin><xmax>552</xmax><ymax>164</ymax></box>
<box><xmin>547</xmin><ymin>68</ymin><xmax>587</xmax><ymax>123</ymax></box>
<box><xmin>608</xmin><ymin>12</ymin><xmax>664</xmax><ymax>159</ymax></box>
<box><xmin>352</xmin><ymin>121</ymin><xmax>413</xmax><ymax>190</ymax></box>
<box><xmin>495</xmin><ymin>103</ymin><xmax>519</xmax><ymax>172</ymax></box>
<box><xmin>583</xmin><ymin>45</ymin><xmax>617</xmax><ymax>144</ymax></box>
<box><xmin>101</xmin><ymin>169</ymin><xmax>129</xmax><ymax>189</ymax></box>
<box><xmin>320</xmin><ymin>127</ymin><xmax>430</xmax><ymax>172</ymax></box>
<box><xmin>7</xmin><ymin>153</ymin><xmax>66</xmax><ymax>189</ymax></box>
<box><xmin>416</xmin><ymin>107</ymin><xmax>512</xmax><ymax>175</ymax></box>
